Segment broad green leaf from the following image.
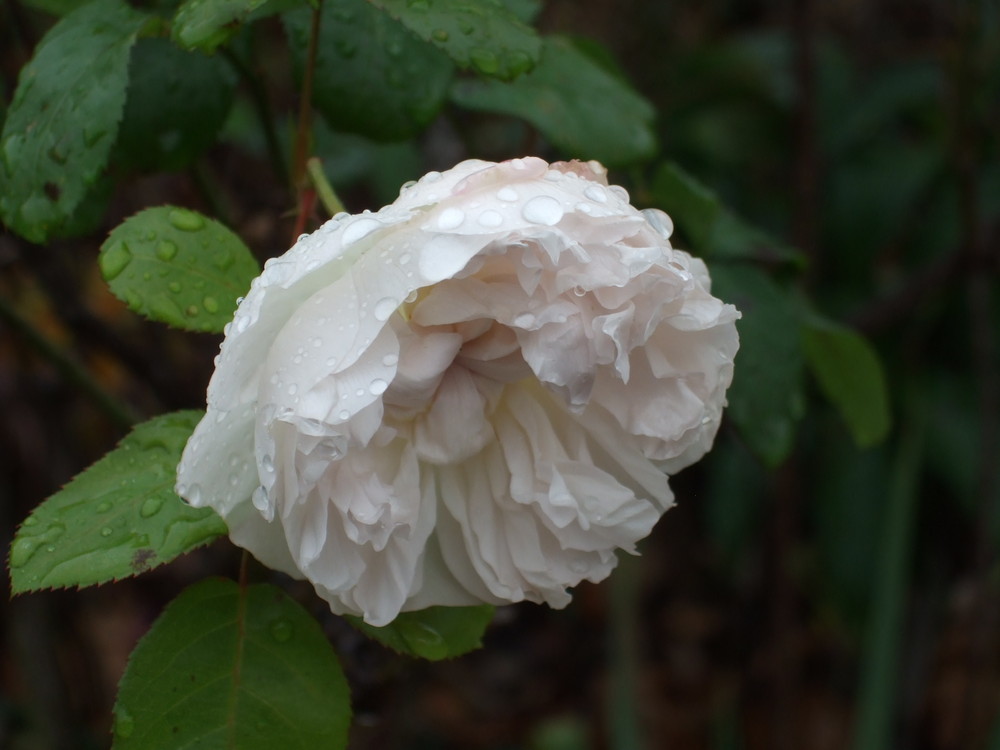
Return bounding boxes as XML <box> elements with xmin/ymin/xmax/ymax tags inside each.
<box><xmin>173</xmin><ymin>0</ymin><xmax>305</xmax><ymax>52</ymax></box>
<box><xmin>368</xmin><ymin>0</ymin><xmax>541</xmax><ymax>81</ymax></box>
<box><xmin>17</xmin><ymin>0</ymin><xmax>90</xmax><ymax>16</ymax></box>
<box><xmin>348</xmin><ymin>605</ymin><xmax>494</xmax><ymax>660</ymax></box>
<box><xmin>286</xmin><ymin>0</ymin><xmax>453</xmax><ymax>141</ymax></box>
<box><xmin>9</xmin><ymin>411</ymin><xmax>226</xmax><ymax>593</ymax></box>
<box><xmin>711</xmin><ymin>263</ymin><xmax>805</xmax><ymax>467</ymax></box>
<box><xmin>652</xmin><ymin>161</ymin><xmax>805</xmax><ymax>267</ymax></box>
<box><xmin>113</xmin><ymin>579</ymin><xmax>351</xmax><ymax>749</ymax></box>
<box><xmin>801</xmin><ymin>316</ymin><xmax>891</xmax><ymax>448</ymax></box>
<box><xmin>502</xmin><ymin>0</ymin><xmax>541</xmax><ymax>24</ymax></box>
<box><xmin>0</xmin><ymin>0</ymin><xmax>149</xmax><ymax>243</ymax></box>
<box><xmin>114</xmin><ymin>38</ymin><xmax>237</xmax><ymax>172</ymax></box>
<box><xmin>99</xmin><ymin>207</ymin><xmax>259</xmax><ymax>333</ymax></box>
<box><xmin>451</xmin><ymin>36</ymin><xmax>656</xmax><ymax>167</ymax></box>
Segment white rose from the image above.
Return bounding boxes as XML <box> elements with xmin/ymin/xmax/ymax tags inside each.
<box><xmin>176</xmin><ymin>157</ymin><xmax>739</xmax><ymax>626</ymax></box>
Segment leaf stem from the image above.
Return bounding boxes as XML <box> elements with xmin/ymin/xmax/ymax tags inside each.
<box><xmin>608</xmin><ymin>550</ymin><xmax>645</xmax><ymax>750</ymax></box>
<box><xmin>306</xmin><ymin>157</ymin><xmax>346</xmax><ymax>216</ymax></box>
<box><xmin>290</xmin><ymin>4</ymin><xmax>323</xmax><ymax>240</ymax></box>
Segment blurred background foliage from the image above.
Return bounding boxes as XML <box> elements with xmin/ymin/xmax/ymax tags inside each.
<box><xmin>0</xmin><ymin>0</ymin><xmax>998</xmax><ymax>748</ymax></box>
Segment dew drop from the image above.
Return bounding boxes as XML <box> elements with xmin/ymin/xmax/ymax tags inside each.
<box><xmin>374</xmin><ymin>297</ymin><xmax>399</xmax><ymax>321</ymax></box>
<box><xmin>99</xmin><ymin>241</ymin><xmax>133</xmax><ymax>281</ymax></box>
<box><xmin>269</xmin><ymin>618</ymin><xmax>294</xmax><ymax>643</ymax></box>
<box><xmin>100</xmin><ymin>526</ymin><xmax>113</xmax><ymax>537</ymax></box>
<box><xmin>202</xmin><ymin>296</ymin><xmax>219</xmax><ymax>314</ymax></box>
<box><xmin>288</xmin><ymin>384</ymin><xmax>298</xmax><ymax>396</ymax></box>
<box><xmin>168</xmin><ymin>208</ymin><xmax>204</xmax><ymax>231</ymax></box>
<box><xmin>437</xmin><ymin>207</ymin><xmax>465</xmax><ymax>230</ymax></box>
<box><xmin>114</xmin><ymin>707</ymin><xmax>135</xmax><ymax>739</ymax></box>
<box><xmin>228</xmin><ymin>473</ymin><xmax>239</xmax><ymax>487</ymax></box>
<box><xmin>521</xmin><ymin>195</ymin><xmax>563</xmax><ymax>225</ymax></box>
<box><xmin>185</xmin><ymin>305</ymin><xmax>199</xmax><ymax>317</ymax></box>
<box><xmin>338</xmin><ymin>409</ymin><xmax>351</xmax><ymax>421</ymax></box>
<box><xmin>470</xmin><ymin>48</ymin><xmax>499</xmax><ymax>75</ymax></box>
<box><xmin>140</xmin><ymin>497</ymin><xmax>163</xmax><ymax>518</ymax></box>
<box><xmin>381</xmin><ymin>353</ymin><xmax>399</xmax><ymax>366</ymax></box>
<box><xmin>406</xmin><ymin>0</ymin><xmax>429</xmax><ymax>9</ymax></box>
<box><xmin>610</xmin><ymin>185</ymin><xmax>630</xmax><ymax>202</ymax></box>
<box><xmin>342</xmin><ymin>217</ymin><xmax>381</xmax><ymax>245</ymax></box>
<box><xmin>432</xmin><ymin>28</ymin><xmax>449</xmax><ymax>41</ymax></box>
<box><xmin>168</xmin><ymin>281</ymin><xmax>182</xmax><ymax>293</ymax></box>
<box><xmin>22</xmin><ymin>516</ymin><xmax>38</xmax><ymax>527</ymax></box>
<box><xmin>213</xmin><ymin>249</ymin><xmax>234</xmax><ymax>270</ymax></box>
<box><xmin>584</xmin><ymin>185</ymin><xmax>608</xmax><ymax>203</ymax></box>
<box><xmin>262</xmin><ymin>454</ymin><xmax>275</xmax><ymax>474</ymax></box>
<box><xmin>477</xmin><ymin>209</ymin><xmax>503</xmax><ymax>228</ymax></box>
<box><xmin>369</xmin><ymin>378</ymin><xmax>388</xmax><ymax>395</ymax></box>
<box><xmin>514</xmin><ymin>312</ymin><xmax>535</xmax><ymax>328</ymax></box>
<box><xmin>251</xmin><ymin>486</ymin><xmax>269</xmax><ymax>512</ymax></box>
<box><xmin>8</xmin><ymin>537</ymin><xmax>39</xmax><ymax>568</ymax></box>
<box><xmin>497</xmin><ymin>186</ymin><xmax>518</xmax><ymax>202</ymax></box>
<box><xmin>507</xmin><ymin>50</ymin><xmax>533</xmax><ymax>77</ymax></box>
<box><xmin>155</xmin><ymin>240</ymin><xmax>178</xmax><ymax>261</ymax></box>
<box><xmin>399</xmin><ymin>621</ymin><xmax>448</xmax><ymax>660</ymax></box>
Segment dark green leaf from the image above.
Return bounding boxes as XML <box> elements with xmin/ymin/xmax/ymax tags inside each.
<box><xmin>801</xmin><ymin>316</ymin><xmax>891</xmax><ymax>448</ymax></box>
<box><xmin>0</xmin><ymin>0</ymin><xmax>149</xmax><ymax>243</ymax></box>
<box><xmin>286</xmin><ymin>0</ymin><xmax>453</xmax><ymax>141</ymax></box>
<box><xmin>368</xmin><ymin>0</ymin><xmax>541</xmax><ymax>81</ymax></box>
<box><xmin>652</xmin><ymin>161</ymin><xmax>804</xmax><ymax>267</ymax></box>
<box><xmin>99</xmin><ymin>206</ymin><xmax>259</xmax><ymax>333</ymax></box>
<box><xmin>16</xmin><ymin>0</ymin><xmax>91</xmax><ymax>16</ymax></box>
<box><xmin>173</xmin><ymin>0</ymin><xmax>304</xmax><ymax>52</ymax></box>
<box><xmin>451</xmin><ymin>36</ymin><xmax>656</xmax><ymax>166</ymax></box>
<box><xmin>112</xmin><ymin>579</ymin><xmax>351</xmax><ymax>749</ymax></box>
<box><xmin>711</xmin><ymin>263</ymin><xmax>805</xmax><ymax>467</ymax></box>
<box><xmin>114</xmin><ymin>38</ymin><xmax>237</xmax><ymax>172</ymax></box>
<box><xmin>9</xmin><ymin>412</ymin><xmax>226</xmax><ymax>593</ymax></box>
<box><xmin>501</xmin><ymin>0</ymin><xmax>541</xmax><ymax>24</ymax></box>
<box><xmin>348</xmin><ymin>605</ymin><xmax>494</xmax><ymax>660</ymax></box>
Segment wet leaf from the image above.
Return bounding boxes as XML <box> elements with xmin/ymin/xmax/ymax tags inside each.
<box><xmin>287</xmin><ymin>0</ymin><xmax>453</xmax><ymax>141</ymax></box>
<box><xmin>113</xmin><ymin>579</ymin><xmax>350</xmax><ymax>749</ymax></box>
<box><xmin>0</xmin><ymin>0</ymin><xmax>149</xmax><ymax>243</ymax></box>
<box><xmin>114</xmin><ymin>38</ymin><xmax>237</xmax><ymax>172</ymax></box>
<box><xmin>451</xmin><ymin>36</ymin><xmax>656</xmax><ymax>166</ymax></box>
<box><xmin>369</xmin><ymin>0</ymin><xmax>541</xmax><ymax>81</ymax></box>
<box><xmin>173</xmin><ymin>0</ymin><xmax>304</xmax><ymax>52</ymax></box>
<box><xmin>9</xmin><ymin>412</ymin><xmax>226</xmax><ymax>593</ymax></box>
<box><xmin>348</xmin><ymin>605</ymin><xmax>494</xmax><ymax>660</ymax></box>
<box><xmin>99</xmin><ymin>207</ymin><xmax>259</xmax><ymax>334</ymax></box>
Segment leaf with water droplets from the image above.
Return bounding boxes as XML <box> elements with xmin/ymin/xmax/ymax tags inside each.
<box><xmin>172</xmin><ymin>0</ymin><xmax>303</xmax><ymax>52</ymax></box>
<box><xmin>347</xmin><ymin>605</ymin><xmax>494</xmax><ymax>661</ymax></box>
<box><xmin>451</xmin><ymin>36</ymin><xmax>657</xmax><ymax>166</ymax></box>
<box><xmin>369</xmin><ymin>0</ymin><xmax>541</xmax><ymax>81</ymax></box>
<box><xmin>285</xmin><ymin>0</ymin><xmax>453</xmax><ymax>141</ymax></box>
<box><xmin>8</xmin><ymin>411</ymin><xmax>226</xmax><ymax>593</ymax></box>
<box><xmin>100</xmin><ymin>207</ymin><xmax>259</xmax><ymax>333</ymax></box>
<box><xmin>113</xmin><ymin>579</ymin><xmax>350</xmax><ymax>749</ymax></box>
<box><xmin>0</xmin><ymin>0</ymin><xmax>149</xmax><ymax>243</ymax></box>
<box><xmin>112</xmin><ymin>38</ymin><xmax>236</xmax><ymax>171</ymax></box>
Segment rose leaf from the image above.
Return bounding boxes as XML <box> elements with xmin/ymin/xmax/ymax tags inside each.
<box><xmin>172</xmin><ymin>0</ymin><xmax>305</xmax><ymax>52</ymax></box>
<box><xmin>0</xmin><ymin>0</ymin><xmax>149</xmax><ymax>244</ymax></box>
<box><xmin>112</xmin><ymin>579</ymin><xmax>351</xmax><ymax>749</ymax></box>
<box><xmin>347</xmin><ymin>605</ymin><xmax>495</xmax><ymax>660</ymax></box>
<box><xmin>286</xmin><ymin>0</ymin><xmax>454</xmax><ymax>142</ymax></box>
<box><xmin>368</xmin><ymin>0</ymin><xmax>541</xmax><ymax>81</ymax></box>
<box><xmin>801</xmin><ymin>316</ymin><xmax>891</xmax><ymax>447</ymax></box>
<box><xmin>710</xmin><ymin>263</ymin><xmax>806</xmax><ymax>467</ymax></box>
<box><xmin>450</xmin><ymin>36</ymin><xmax>656</xmax><ymax>167</ymax></box>
<box><xmin>8</xmin><ymin>411</ymin><xmax>226</xmax><ymax>594</ymax></box>
<box><xmin>99</xmin><ymin>206</ymin><xmax>260</xmax><ymax>334</ymax></box>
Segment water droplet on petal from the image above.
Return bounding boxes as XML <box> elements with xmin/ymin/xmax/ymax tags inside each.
<box><xmin>369</xmin><ymin>379</ymin><xmax>388</xmax><ymax>395</ymax></box>
<box><xmin>338</xmin><ymin>409</ymin><xmax>351</xmax><ymax>421</ymax></box>
<box><xmin>514</xmin><ymin>312</ymin><xmax>535</xmax><ymax>328</ymax></box>
<box><xmin>140</xmin><ymin>497</ymin><xmax>163</xmax><ymax>518</ymax></box>
<box><xmin>374</xmin><ymin>297</ymin><xmax>399</xmax><ymax>321</ymax></box>
<box><xmin>168</xmin><ymin>208</ymin><xmax>204</xmax><ymax>231</ymax></box>
<box><xmin>437</xmin><ymin>207</ymin><xmax>465</xmax><ymax>230</ymax></box>
<box><xmin>641</xmin><ymin>208</ymin><xmax>674</xmax><ymax>239</ymax></box>
<box><xmin>382</xmin><ymin>353</ymin><xmax>399</xmax><ymax>366</ymax></box>
<box><xmin>100</xmin><ymin>241</ymin><xmax>132</xmax><ymax>281</ymax></box>
<box><xmin>342</xmin><ymin>217</ymin><xmax>381</xmax><ymax>245</ymax></box>
<box><xmin>584</xmin><ymin>185</ymin><xmax>608</xmax><ymax>203</ymax></box>
<box><xmin>521</xmin><ymin>195</ymin><xmax>563</xmax><ymax>225</ymax></box>
<box><xmin>497</xmin><ymin>186</ymin><xmax>518</xmax><ymax>202</ymax></box>
<box><xmin>477</xmin><ymin>209</ymin><xmax>503</xmax><ymax>228</ymax></box>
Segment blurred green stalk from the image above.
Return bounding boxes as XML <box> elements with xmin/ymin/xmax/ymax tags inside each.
<box><xmin>608</xmin><ymin>550</ymin><xmax>644</xmax><ymax>750</ymax></box>
<box><xmin>851</xmin><ymin>401</ymin><xmax>925</xmax><ymax>750</ymax></box>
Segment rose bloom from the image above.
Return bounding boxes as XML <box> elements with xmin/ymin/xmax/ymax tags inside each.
<box><xmin>176</xmin><ymin>157</ymin><xmax>739</xmax><ymax>626</ymax></box>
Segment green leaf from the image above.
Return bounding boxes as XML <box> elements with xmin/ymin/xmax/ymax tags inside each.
<box><xmin>286</xmin><ymin>0</ymin><xmax>453</xmax><ymax>142</ymax></box>
<box><xmin>112</xmin><ymin>579</ymin><xmax>351</xmax><ymax>749</ymax></box>
<box><xmin>16</xmin><ymin>0</ymin><xmax>91</xmax><ymax>16</ymax></box>
<box><xmin>99</xmin><ymin>207</ymin><xmax>260</xmax><ymax>333</ymax></box>
<box><xmin>114</xmin><ymin>38</ymin><xmax>237</xmax><ymax>172</ymax></box>
<box><xmin>9</xmin><ymin>411</ymin><xmax>226</xmax><ymax>593</ymax></box>
<box><xmin>711</xmin><ymin>263</ymin><xmax>805</xmax><ymax>467</ymax></box>
<box><xmin>451</xmin><ymin>36</ymin><xmax>656</xmax><ymax>167</ymax></box>
<box><xmin>173</xmin><ymin>0</ymin><xmax>304</xmax><ymax>52</ymax></box>
<box><xmin>0</xmin><ymin>0</ymin><xmax>149</xmax><ymax>243</ymax></box>
<box><xmin>652</xmin><ymin>161</ymin><xmax>805</xmax><ymax>266</ymax></box>
<box><xmin>368</xmin><ymin>0</ymin><xmax>541</xmax><ymax>81</ymax></box>
<box><xmin>348</xmin><ymin>605</ymin><xmax>494</xmax><ymax>660</ymax></box>
<box><xmin>801</xmin><ymin>316</ymin><xmax>891</xmax><ymax>448</ymax></box>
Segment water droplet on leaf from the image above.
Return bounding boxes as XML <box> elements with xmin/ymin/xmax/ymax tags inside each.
<box><xmin>168</xmin><ymin>208</ymin><xmax>204</xmax><ymax>231</ymax></box>
<box><xmin>269</xmin><ymin>618</ymin><xmax>294</xmax><ymax>642</ymax></box>
<box><xmin>140</xmin><ymin>497</ymin><xmax>163</xmax><ymax>518</ymax></box>
<box><xmin>156</xmin><ymin>240</ymin><xmax>178</xmax><ymax>261</ymax></box>
<box><xmin>114</xmin><ymin>707</ymin><xmax>135</xmax><ymax>738</ymax></box>
<box><xmin>100</xmin><ymin>242</ymin><xmax>133</xmax><ymax>281</ymax></box>
<box><xmin>470</xmin><ymin>48</ymin><xmax>499</xmax><ymax>75</ymax></box>
<box><xmin>202</xmin><ymin>296</ymin><xmax>219</xmax><ymax>314</ymax></box>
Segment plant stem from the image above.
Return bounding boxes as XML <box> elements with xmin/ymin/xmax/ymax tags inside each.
<box><xmin>608</xmin><ymin>551</ymin><xmax>644</xmax><ymax>750</ymax></box>
<box><xmin>290</xmin><ymin>5</ymin><xmax>323</xmax><ymax>240</ymax></box>
<box><xmin>307</xmin><ymin>157</ymin><xmax>346</xmax><ymax>216</ymax></box>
